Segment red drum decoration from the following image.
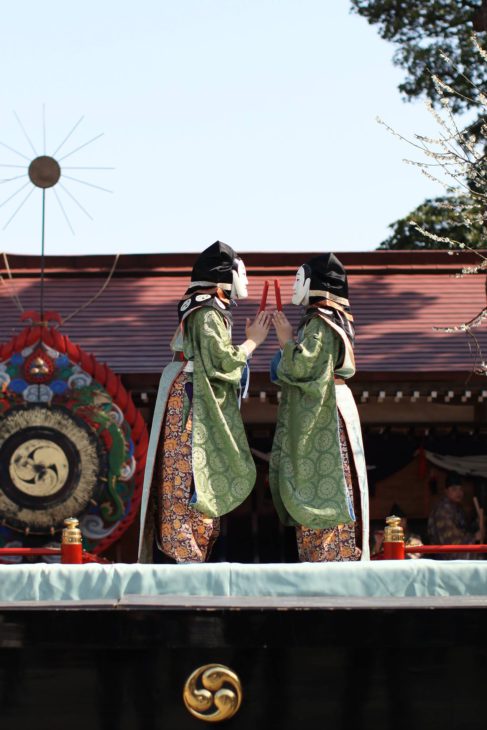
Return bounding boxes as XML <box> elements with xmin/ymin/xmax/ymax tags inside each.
<box><xmin>0</xmin><ymin>312</ymin><xmax>148</xmax><ymax>561</ymax></box>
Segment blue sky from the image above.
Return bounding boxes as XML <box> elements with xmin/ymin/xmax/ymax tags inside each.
<box><xmin>0</xmin><ymin>1</ymin><xmax>443</xmax><ymax>256</ymax></box>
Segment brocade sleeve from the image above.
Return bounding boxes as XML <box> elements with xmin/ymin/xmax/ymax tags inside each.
<box><xmin>191</xmin><ymin>308</ymin><xmax>247</xmax><ymax>385</ymax></box>
<box><xmin>277</xmin><ymin>316</ymin><xmax>339</xmax><ymax>387</ymax></box>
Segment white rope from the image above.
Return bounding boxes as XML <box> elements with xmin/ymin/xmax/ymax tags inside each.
<box><xmin>62</xmin><ymin>253</ymin><xmax>120</xmax><ymax>325</ymax></box>
<box><xmin>1</xmin><ymin>252</ymin><xmax>24</xmax><ymax>312</ymax></box>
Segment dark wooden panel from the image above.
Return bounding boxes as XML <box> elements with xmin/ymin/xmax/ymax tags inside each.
<box><xmin>0</xmin><ymin>607</ymin><xmax>485</xmax><ymax>730</ymax></box>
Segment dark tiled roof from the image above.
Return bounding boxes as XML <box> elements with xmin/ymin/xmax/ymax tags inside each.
<box><xmin>1</xmin><ymin>251</ymin><xmax>486</xmax><ymax>375</ymax></box>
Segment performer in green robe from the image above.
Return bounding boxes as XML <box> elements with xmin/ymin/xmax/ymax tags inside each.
<box><xmin>139</xmin><ymin>241</ymin><xmax>270</xmax><ymax>562</ymax></box>
<box><xmin>270</xmin><ymin>253</ymin><xmax>369</xmax><ymax>561</ymax></box>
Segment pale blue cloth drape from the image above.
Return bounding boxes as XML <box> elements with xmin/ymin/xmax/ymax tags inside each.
<box><xmin>0</xmin><ymin>561</ymin><xmax>487</xmax><ymax>602</ymax></box>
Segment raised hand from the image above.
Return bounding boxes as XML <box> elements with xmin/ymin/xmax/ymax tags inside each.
<box><xmin>246</xmin><ymin>311</ymin><xmax>271</xmax><ymax>345</ymax></box>
<box><xmin>242</xmin><ymin>311</ymin><xmax>271</xmax><ymax>356</ymax></box>
<box><xmin>272</xmin><ymin>310</ymin><xmax>294</xmax><ymax>348</ymax></box>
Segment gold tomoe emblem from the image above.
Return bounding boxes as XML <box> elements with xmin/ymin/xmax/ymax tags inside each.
<box><xmin>10</xmin><ymin>439</ymin><xmax>69</xmax><ymax>496</ymax></box>
<box><xmin>183</xmin><ymin>664</ymin><xmax>242</xmax><ymax>723</ymax></box>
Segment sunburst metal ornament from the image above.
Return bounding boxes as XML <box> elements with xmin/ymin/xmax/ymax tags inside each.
<box><xmin>0</xmin><ymin>108</ymin><xmax>113</xmax><ymax>235</ymax></box>
<box><xmin>0</xmin><ymin>108</ymin><xmax>113</xmax><ymax>315</ymax></box>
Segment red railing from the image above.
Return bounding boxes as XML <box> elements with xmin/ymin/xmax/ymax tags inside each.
<box><xmin>372</xmin><ymin>543</ymin><xmax>487</xmax><ymax>560</ymax></box>
<box><xmin>405</xmin><ymin>544</ymin><xmax>487</xmax><ymax>556</ymax></box>
<box><xmin>0</xmin><ymin>547</ymin><xmax>110</xmax><ymax>564</ymax></box>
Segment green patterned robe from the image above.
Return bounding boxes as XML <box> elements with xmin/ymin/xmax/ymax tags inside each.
<box><xmin>184</xmin><ymin>307</ymin><xmax>256</xmax><ymax>516</ymax></box>
<box><xmin>270</xmin><ymin>316</ymin><xmax>354</xmax><ymax>529</ymax></box>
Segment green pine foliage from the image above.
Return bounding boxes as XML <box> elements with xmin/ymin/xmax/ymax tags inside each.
<box><xmin>351</xmin><ymin>1</ymin><xmax>487</xmax><ymax>250</ymax></box>
<box><xmin>350</xmin><ymin>1</ymin><xmax>487</xmax><ymax>119</ymax></box>
<box><xmin>379</xmin><ymin>195</ymin><xmax>485</xmax><ymax>249</ymax></box>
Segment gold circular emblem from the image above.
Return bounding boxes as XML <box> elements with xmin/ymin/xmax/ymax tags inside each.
<box><xmin>10</xmin><ymin>439</ymin><xmax>69</xmax><ymax>496</ymax></box>
<box><xmin>183</xmin><ymin>664</ymin><xmax>242</xmax><ymax>723</ymax></box>
<box><xmin>0</xmin><ymin>406</ymin><xmax>102</xmax><ymax>532</ymax></box>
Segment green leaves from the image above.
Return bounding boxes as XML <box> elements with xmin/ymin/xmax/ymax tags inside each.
<box><xmin>351</xmin><ymin>1</ymin><xmax>487</xmax><ymax>116</ymax></box>
<box><xmin>378</xmin><ymin>195</ymin><xmax>485</xmax><ymax>249</ymax></box>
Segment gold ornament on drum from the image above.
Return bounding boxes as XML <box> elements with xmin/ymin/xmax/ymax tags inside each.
<box><xmin>10</xmin><ymin>439</ymin><xmax>69</xmax><ymax>497</ymax></box>
<box><xmin>183</xmin><ymin>664</ymin><xmax>242</xmax><ymax>723</ymax></box>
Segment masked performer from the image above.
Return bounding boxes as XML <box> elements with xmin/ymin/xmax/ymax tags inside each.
<box><xmin>270</xmin><ymin>253</ymin><xmax>369</xmax><ymax>561</ymax></box>
<box><xmin>139</xmin><ymin>241</ymin><xmax>270</xmax><ymax>563</ymax></box>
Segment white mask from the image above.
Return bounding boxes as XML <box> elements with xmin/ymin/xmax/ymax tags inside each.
<box><xmin>292</xmin><ymin>265</ymin><xmax>310</xmax><ymax>306</ymax></box>
<box><xmin>231</xmin><ymin>259</ymin><xmax>248</xmax><ymax>299</ymax></box>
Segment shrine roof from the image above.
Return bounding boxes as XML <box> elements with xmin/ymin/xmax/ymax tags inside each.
<box><xmin>1</xmin><ymin>250</ymin><xmax>486</xmax><ymax>377</ymax></box>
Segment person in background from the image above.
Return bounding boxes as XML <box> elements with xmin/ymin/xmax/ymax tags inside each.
<box><xmin>427</xmin><ymin>472</ymin><xmax>484</xmax><ymax>559</ymax></box>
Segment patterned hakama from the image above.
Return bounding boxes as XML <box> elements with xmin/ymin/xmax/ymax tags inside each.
<box><xmin>295</xmin><ymin>412</ymin><xmax>362</xmax><ymax>562</ymax></box>
<box><xmin>157</xmin><ymin>372</ymin><xmax>220</xmax><ymax>563</ymax></box>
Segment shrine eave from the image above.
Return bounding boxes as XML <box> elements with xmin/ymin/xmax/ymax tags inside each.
<box><xmin>2</xmin><ymin>249</ymin><xmax>487</xmax><ymax>378</ymax></box>
<box><xmin>3</xmin><ymin>249</ymin><xmax>486</xmax><ymax>277</ymax></box>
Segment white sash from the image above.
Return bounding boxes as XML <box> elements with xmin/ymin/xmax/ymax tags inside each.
<box><xmin>335</xmin><ymin>384</ymin><xmax>370</xmax><ymax>561</ymax></box>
